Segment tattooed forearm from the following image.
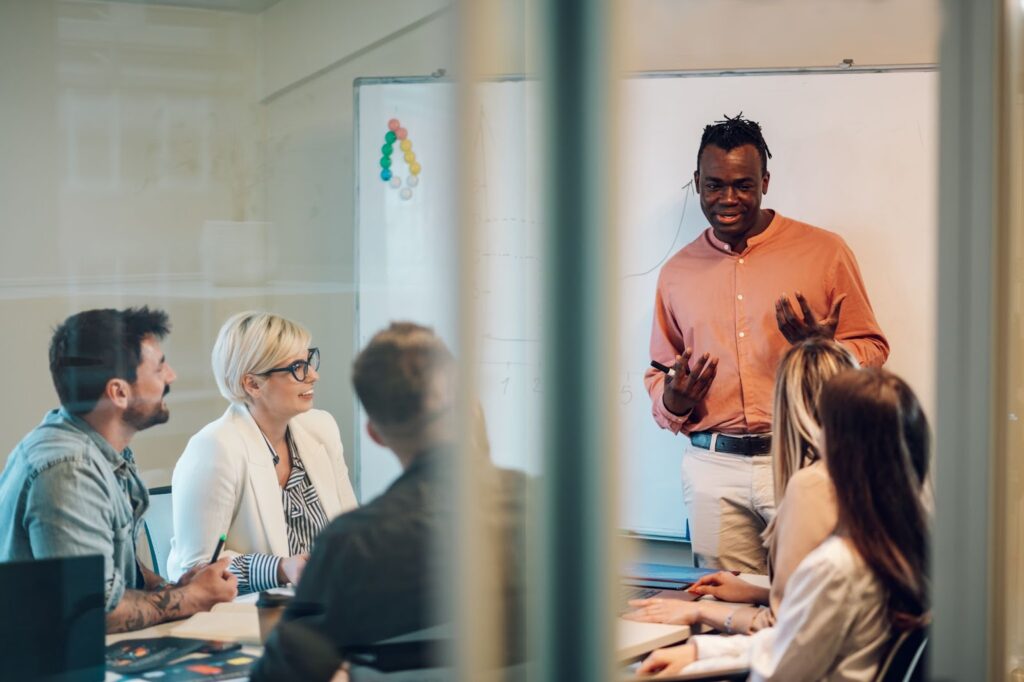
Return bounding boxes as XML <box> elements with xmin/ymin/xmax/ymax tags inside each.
<box><xmin>105</xmin><ymin>585</ymin><xmax>191</xmax><ymax>633</ymax></box>
<box><xmin>138</xmin><ymin>564</ymin><xmax>170</xmax><ymax>591</ymax></box>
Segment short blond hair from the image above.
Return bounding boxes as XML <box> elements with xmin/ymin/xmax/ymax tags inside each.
<box><xmin>212</xmin><ymin>311</ymin><xmax>311</xmax><ymax>404</ymax></box>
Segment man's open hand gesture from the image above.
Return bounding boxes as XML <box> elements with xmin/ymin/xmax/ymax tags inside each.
<box><xmin>775</xmin><ymin>291</ymin><xmax>846</xmax><ymax>344</ymax></box>
<box><xmin>662</xmin><ymin>348</ymin><xmax>718</xmax><ymax>417</ymax></box>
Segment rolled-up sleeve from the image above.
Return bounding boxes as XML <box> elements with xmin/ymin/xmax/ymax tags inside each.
<box><xmin>645</xmin><ymin>274</ymin><xmax>698</xmax><ymax>434</ymax></box>
<box><xmin>25</xmin><ymin>460</ymin><xmax>125</xmax><ymax>610</ymax></box>
<box><xmin>830</xmin><ymin>240</ymin><xmax>889</xmax><ymax>368</ymax></box>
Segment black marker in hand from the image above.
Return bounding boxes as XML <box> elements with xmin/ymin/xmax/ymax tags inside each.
<box><xmin>650</xmin><ymin>360</ymin><xmax>677</xmax><ymax>378</ymax></box>
<box><xmin>210</xmin><ymin>533</ymin><xmax>227</xmax><ymax>563</ymax></box>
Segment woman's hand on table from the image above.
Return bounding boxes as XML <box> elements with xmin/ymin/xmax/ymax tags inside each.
<box><xmin>278</xmin><ymin>553</ymin><xmax>309</xmax><ymax>586</ymax></box>
<box><xmin>636</xmin><ymin>643</ymin><xmax>697</xmax><ymax>677</ymax></box>
<box><xmin>688</xmin><ymin>571</ymin><xmax>768</xmax><ymax>604</ymax></box>
<box><xmin>624</xmin><ymin>598</ymin><xmax>702</xmax><ymax>626</ymax></box>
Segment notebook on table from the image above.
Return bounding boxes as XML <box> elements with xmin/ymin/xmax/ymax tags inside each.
<box><xmin>169</xmin><ymin>602</ymin><xmax>260</xmax><ymax>645</ymax></box>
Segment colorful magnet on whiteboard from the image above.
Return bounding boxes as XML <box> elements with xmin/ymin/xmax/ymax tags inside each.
<box><xmin>379</xmin><ymin>122</ymin><xmax>421</xmax><ymax>191</ymax></box>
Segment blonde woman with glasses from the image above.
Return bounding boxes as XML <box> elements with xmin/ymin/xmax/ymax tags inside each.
<box><xmin>167</xmin><ymin>312</ymin><xmax>357</xmax><ymax>593</ymax></box>
<box><xmin>627</xmin><ymin>338</ymin><xmax>856</xmax><ymax>634</ymax></box>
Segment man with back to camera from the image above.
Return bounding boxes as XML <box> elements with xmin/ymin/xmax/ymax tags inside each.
<box><xmin>644</xmin><ymin>115</ymin><xmax>888</xmax><ymax>572</ymax></box>
<box><xmin>0</xmin><ymin>307</ymin><xmax>237</xmax><ymax>632</ymax></box>
<box><xmin>251</xmin><ymin>322</ymin><xmax>526</xmax><ymax>680</ymax></box>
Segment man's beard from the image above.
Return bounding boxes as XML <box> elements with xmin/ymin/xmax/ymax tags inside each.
<box><xmin>124</xmin><ymin>401</ymin><xmax>170</xmax><ymax>431</ymax></box>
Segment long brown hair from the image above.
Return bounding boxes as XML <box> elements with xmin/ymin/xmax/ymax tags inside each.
<box><xmin>770</xmin><ymin>339</ymin><xmax>858</xmax><ymax>500</ymax></box>
<box><xmin>819</xmin><ymin>369</ymin><xmax>929</xmax><ymax>628</ymax></box>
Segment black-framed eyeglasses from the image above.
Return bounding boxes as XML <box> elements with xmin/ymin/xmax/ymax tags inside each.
<box><xmin>258</xmin><ymin>347</ymin><xmax>320</xmax><ymax>382</ymax></box>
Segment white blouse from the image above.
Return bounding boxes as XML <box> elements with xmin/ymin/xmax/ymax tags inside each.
<box><xmin>685</xmin><ymin>536</ymin><xmax>892</xmax><ymax>681</ymax></box>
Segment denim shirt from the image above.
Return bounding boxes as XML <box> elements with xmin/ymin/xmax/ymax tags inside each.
<box><xmin>0</xmin><ymin>408</ymin><xmax>150</xmax><ymax>611</ymax></box>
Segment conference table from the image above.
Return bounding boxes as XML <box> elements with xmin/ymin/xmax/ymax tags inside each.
<box><xmin>104</xmin><ymin>575</ymin><xmax>769</xmax><ymax>680</ymax></box>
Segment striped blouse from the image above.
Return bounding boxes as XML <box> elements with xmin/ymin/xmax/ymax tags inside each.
<box><xmin>228</xmin><ymin>431</ymin><xmax>330</xmax><ymax>593</ymax></box>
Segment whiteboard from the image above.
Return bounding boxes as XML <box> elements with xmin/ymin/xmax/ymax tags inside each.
<box><xmin>355</xmin><ymin>69</ymin><xmax>938</xmax><ymax>539</ymax></box>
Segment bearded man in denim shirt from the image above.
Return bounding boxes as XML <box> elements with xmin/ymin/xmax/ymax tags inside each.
<box><xmin>0</xmin><ymin>307</ymin><xmax>237</xmax><ymax>632</ymax></box>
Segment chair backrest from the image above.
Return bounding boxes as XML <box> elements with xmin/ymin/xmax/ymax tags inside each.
<box><xmin>141</xmin><ymin>485</ymin><xmax>174</xmax><ymax>579</ymax></box>
<box><xmin>874</xmin><ymin>627</ymin><xmax>927</xmax><ymax>682</ymax></box>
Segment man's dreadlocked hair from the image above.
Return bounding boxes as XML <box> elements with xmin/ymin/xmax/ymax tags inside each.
<box><xmin>697</xmin><ymin>113</ymin><xmax>773</xmax><ymax>175</ymax></box>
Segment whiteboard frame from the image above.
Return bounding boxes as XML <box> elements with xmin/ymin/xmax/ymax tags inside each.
<box><xmin>351</xmin><ymin>63</ymin><xmax>938</xmax><ymax>524</ymax></box>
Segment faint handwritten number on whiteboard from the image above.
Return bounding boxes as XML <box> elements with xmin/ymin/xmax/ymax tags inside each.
<box><xmin>533</xmin><ymin>377</ymin><xmax>542</xmax><ymax>394</ymax></box>
<box><xmin>501</xmin><ymin>377</ymin><xmax>511</xmax><ymax>395</ymax></box>
<box><xmin>620</xmin><ymin>376</ymin><xmax>633</xmax><ymax>405</ymax></box>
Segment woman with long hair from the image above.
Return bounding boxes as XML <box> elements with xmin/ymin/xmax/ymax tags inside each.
<box><xmin>637</xmin><ymin>368</ymin><xmax>930</xmax><ymax>679</ymax></box>
<box><xmin>627</xmin><ymin>338</ymin><xmax>856</xmax><ymax>633</ymax></box>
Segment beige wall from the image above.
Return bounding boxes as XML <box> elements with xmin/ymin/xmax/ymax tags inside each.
<box><xmin>0</xmin><ymin>1</ymin><xmax>270</xmax><ymax>480</ymax></box>
<box><xmin>0</xmin><ymin>0</ymin><xmax>941</xmax><ymax>481</ymax></box>
<box><xmin>619</xmin><ymin>0</ymin><xmax>939</xmax><ymax>72</ymax></box>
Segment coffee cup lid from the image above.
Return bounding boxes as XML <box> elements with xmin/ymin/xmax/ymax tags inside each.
<box><xmin>256</xmin><ymin>591</ymin><xmax>293</xmax><ymax>608</ymax></box>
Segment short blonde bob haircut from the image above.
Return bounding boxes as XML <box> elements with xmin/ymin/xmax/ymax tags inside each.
<box><xmin>212</xmin><ymin>311</ymin><xmax>312</xmax><ymax>404</ymax></box>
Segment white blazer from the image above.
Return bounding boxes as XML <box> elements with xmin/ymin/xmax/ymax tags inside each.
<box><xmin>166</xmin><ymin>403</ymin><xmax>358</xmax><ymax>580</ymax></box>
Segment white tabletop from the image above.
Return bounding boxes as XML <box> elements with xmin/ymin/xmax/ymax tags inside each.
<box><xmin>103</xmin><ymin>576</ymin><xmax>769</xmax><ymax>676</ymax></box>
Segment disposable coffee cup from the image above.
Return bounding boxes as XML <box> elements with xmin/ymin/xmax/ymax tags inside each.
<box><xmin>256</xmin><ymin>591</ymin><xmax>292</xmax><ymax>643</ymax></box>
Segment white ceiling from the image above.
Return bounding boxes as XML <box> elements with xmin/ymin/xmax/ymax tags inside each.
<box><xmin>104</xmin><ymin>0</ymin><xmax>281</xmax><ymax>13</ymax></box>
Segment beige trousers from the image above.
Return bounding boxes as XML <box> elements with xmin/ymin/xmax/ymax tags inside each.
<box><xmin>681</xmin><ymin>443</ymin><xmax>776</xmax><ymax>574</ymax></box>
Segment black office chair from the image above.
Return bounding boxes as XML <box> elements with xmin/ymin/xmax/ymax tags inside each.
<box><xmin>874</xmin><ymin>627</ymin><xmax>927</xmax><ymax>682</ymax></box>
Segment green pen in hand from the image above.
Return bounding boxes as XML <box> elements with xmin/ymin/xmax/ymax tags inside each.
<box><xmin>210</xmin><ymin>533</ymin><xmax>227</xmax><ymax>563</ymax></box>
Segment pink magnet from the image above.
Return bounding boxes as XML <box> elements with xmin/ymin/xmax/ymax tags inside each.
<box><xmin>388</xmin><ymin>119</ymin><xmax>400</xmax><ymax>131</ymax></box>
<box><xmin>396</xmin><ymin>127</ymin><xmax>408</xmax><ymax>140</ymax></box>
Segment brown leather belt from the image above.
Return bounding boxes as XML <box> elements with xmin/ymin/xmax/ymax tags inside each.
<box><xmin>689</xmin><ymin>431</ymin><xmax>772</xmax><ymax>456</ymax></box>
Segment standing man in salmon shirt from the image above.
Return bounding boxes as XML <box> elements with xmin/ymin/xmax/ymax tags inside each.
<box><xmin>644</xmin><ymin>115</ymin><xmax>888</xmax><ymax>572</ymax></box>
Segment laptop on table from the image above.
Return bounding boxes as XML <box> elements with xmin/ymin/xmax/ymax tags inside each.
<box><xmin>619</xmin><ymin>562</ymin><xmax>719</xmax><ymax>608</ymax></box>
<box><xmin>0</xmin><ymin>555</ymin><xmax>106</xmax><ymax>681</ymax></box>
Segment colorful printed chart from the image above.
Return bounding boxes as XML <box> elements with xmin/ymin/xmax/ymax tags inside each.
<box><xmin>379</xmin><ymin>118</ymin><xmax>422</xmax><ymax>200</ymax></box>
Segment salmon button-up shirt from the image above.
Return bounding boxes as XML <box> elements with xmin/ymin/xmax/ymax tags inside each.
<box><xmin>644</xmin><ymin>212</ymin><xmax>888</xmax><ymax>436</ymax></box>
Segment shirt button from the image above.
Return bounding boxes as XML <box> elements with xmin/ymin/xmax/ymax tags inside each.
<box><xmin>737</xmin><ymin>294</ymin><xmax>743</xmax><ymax>301</ymax></box>
<box><xmin>739</xmin><ymin>331</ymin><xmax>746</xmax><ymax>338</ymax></box>
<box><xmin>738</xmin><ymin>258</ymin><xmax>745</xmax><ymax>264</ymax></box>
